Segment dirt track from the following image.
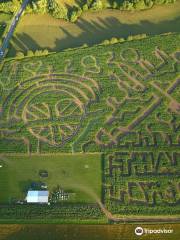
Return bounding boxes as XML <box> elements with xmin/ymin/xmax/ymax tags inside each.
<box><xmin>72</xmin><ymin>184</ymin><xmax>180</xmax><ymax>223</ymax></box>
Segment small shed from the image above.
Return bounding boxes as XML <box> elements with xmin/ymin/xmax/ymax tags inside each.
<box><xmin>26</xmin><ymin>191</ymin><xmax>49</xmax><ymax>203</ymax></box>
<box><xmin>39</xmin><ymin>170</ymin><xmax>48</xmax><ymax>178</ymax></box>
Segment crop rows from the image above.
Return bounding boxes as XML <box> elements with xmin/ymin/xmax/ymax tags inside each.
<box><xmin>103</xmin><ymin>151</ymin><xmax>180</xmax><ymax>215</ymax></box>
<box><xmin>0</xmin><ymin>34</ymin><xmax>179</xmax><ymax>154</ymax></box>
<box><xmin>0</xmin><ymin>33</ymin><xmax>179</xmax><ymax>217</ymax></box>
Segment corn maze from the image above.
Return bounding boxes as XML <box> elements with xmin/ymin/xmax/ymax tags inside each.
<box><xmin>0</xmin><ymin>34</ymin><xmax>180</xmax><ymax>217</ymax></box>
<box><xmin>103</xmin><ymin>151</ymin><xmax>180</xmax><ymax>215</ymax></box>
<box><xmin>0</xmin><ymin>72</ymin><xmax>100</xmax><ymax>153</ymax></box>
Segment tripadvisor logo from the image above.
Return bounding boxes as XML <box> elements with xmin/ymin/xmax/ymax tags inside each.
<box><xmin>135</xmin><ymin>227</ymin><xmax>143</xmax><ymax>236</ymax></box>
<box><xmin>135</xmin><ymin>226</ymin><xmax>173</xmax><ymax>236</ymax></box>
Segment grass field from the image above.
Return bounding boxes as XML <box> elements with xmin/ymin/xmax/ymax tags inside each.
<box><xmin>9</xmin><ymin>1</ymin><xmax>180</xmax><ymax>56</ymax></box>
<box><xmin>0</xmin><ymin>224</ymin><xmax>180</xmax><ymax>240</ymax></box>
<box><xmin>0</xmin><ymin>153</ymin><xmax>102</xmax><ymax>204</ymax></box>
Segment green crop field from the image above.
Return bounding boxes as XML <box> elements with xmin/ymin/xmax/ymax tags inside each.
<box><xmin>0</xmin><ymin>33</ymin><xmax>180</xmax><ymax>222</ymax></box>
<box><xmin>1</xmin><ymin>224</ymin><xmax>180</xmax><ymax>240</ymax></box>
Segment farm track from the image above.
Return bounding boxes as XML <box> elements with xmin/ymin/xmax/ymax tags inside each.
<box><xmin>70</xmin><ymin>184</ymin><xmax>180</xmax><ymax>223</ymax></box>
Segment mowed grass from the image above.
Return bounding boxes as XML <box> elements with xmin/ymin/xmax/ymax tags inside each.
<box><xmin>0</xmin><ymin>153</ymin><xmax>102</xmax><ymax>204</ymax></box>
<box><xmin>9</xmin><ymin>1</ymin><xmax>180</xmax><ymax>56</ymax></box>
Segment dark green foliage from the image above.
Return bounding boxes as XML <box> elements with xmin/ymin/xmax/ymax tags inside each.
<box><xmin>0</xmin><ymin>204</ymin><xmax>104</xmax><ymax>221</ymax></box>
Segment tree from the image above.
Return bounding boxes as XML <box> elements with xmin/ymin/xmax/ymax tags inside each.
<box><xmin>110</xmin><ymin>37</ymin><xmax>118</xmax><ymax>44</ymax></box>
<box><xmin>27</xmin><ymin>50</ymin><xmax>34</xmax><ymax>57</ymax></box>
<box><xmin>36</xmin><ymin>0</ymin><xmax>48</xmax><ymax>14</ymax></box>
<box><xmin>119</xmin><ymin>38</ymin><xmax>125</xmax><ymax>42</ymax></box>
<box><xmin>145</xmin><ymin>0</ymin><xmax>154</xmax><ymax>8</ymax></box>
<box><xmin>92</xmin><ymin>0</ymin><xmax>103</xmax><ymax>10</ymax></box>
<box><xmin>153</xmin><ymin>0</ymin><xmax>165</xmax><ymax>4</ymax></box>
<box><xmin>133</xmin><ymin>0</ymin><xmax>146</xmax><ymax>9</ymax></box>
<box><xmin>70</xmin><ymin>11</ymin><xmax>78</xmax><ymax>22</ymax></box>
<box><xmin>127</xmin><ymin>35</ymin><xmax>133</xmax><ymax>41</ymax></box>
<box><xmin>35</xmin><ymin>50</ymin><xmax>42</xmax><ymax>56</ymax></box>
<box><xmin>52</xmin><ymin>3</ymin><xmax>68</xmax><ymax>20</ymax></box>
<box><xmin>43</xmin><ymin>49</ymin><xmax>49</xmax><ymax>55</ymax></box>
<box><xmin>82</xmin><ymin>4</ymin><xmax>88</xmax><ymax>11</ymax></box>
<box><xmin>121</xmin><ymin>0</ymin><xmax>134</xmax><ymax>10</ymax></box>
<box><xmin>87</xmin><ymin>0</ymin><xmax>94</xmax><ymax>7</ymax></box>
<box><xmin>112</xmin><ymin>1</ymin><xmax>118</xmax><ymax>8</ymax></box>
<box><xmin>82</xmin><ymin>43</ymin><xmax>88</xmax><ymax>48</ymax></box>
<box><xmin>101</xmin><ymin>39</ymin><xmax>110</xmax><ymax>45</ymax></box>
<box><xmin>16</xmin><ymin>51</ymin><xmax>24</xmax><ymax>58</ymax></box>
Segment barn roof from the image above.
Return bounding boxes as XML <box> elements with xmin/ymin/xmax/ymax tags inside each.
<box><xmin>26</xmin><ymin>191</ymin><xmax>49</xmax><ymax>203</ymax></box>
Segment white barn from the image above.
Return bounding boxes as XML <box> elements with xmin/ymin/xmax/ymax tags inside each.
<box><xmin>26</xmin><ymin>191</ymin><xmax>49</xmax><ymax>203</ymax></box>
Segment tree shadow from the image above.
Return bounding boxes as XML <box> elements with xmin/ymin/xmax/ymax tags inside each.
<box><xmin>8</xmin><ymin>15</ymin><xmax>180</xmax><ymax>56</ymax></box>
<box><xmin>0</xmin><ymin>22</ymin><xmax>6</xmax><ymax>39</ymax></box>
<box><xmin>55</xmin><ymin>15</ymin><xmax>180</xmax><ymax>50</ymax></box>
<box><xmin>18</xmin><ymin>179</ymin><xmax>34</xmax><ymax>193</ymax></box>
<box><xmin>9</xmin><ymin>33</ymin><xmax>41</xmax><ymax>56</ymax></box>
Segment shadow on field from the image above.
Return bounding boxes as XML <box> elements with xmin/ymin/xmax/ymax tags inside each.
<box><xmin>19</xmin><ymin>179</ymin><xmax>34</xmax><ymax>193</ymax></box>
<box><xmin>10</xmin><ymin>33</ymin><xmax>40</xmax><ymax>56</ymax></box>
<box><xmin>9</xmin><ymin>15</ymin><xmax>180</xmax><ymax>56</ymax></box>
<box><xmin>57</xmin><ymin>16</ymin><xmax>180</xmax><ymax>48</ymax></box>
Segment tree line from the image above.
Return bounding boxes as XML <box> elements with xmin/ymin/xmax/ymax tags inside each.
<box><xmin>0</xmin><ymin>0</ymin><xmax>177</xmax><ymax>22</ymax></box>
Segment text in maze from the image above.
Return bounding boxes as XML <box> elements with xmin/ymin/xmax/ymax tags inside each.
<box><xmin>0</xmin><ymin>43</ymin><xmax>179</xmax><ymax>153</ymax></box>
<box><xmin>103</xmin><ymin>152</ymin><xmax>180</xmax><ymax>207</ymax></box>
<box><xmin>0</xmin><ymin>72</ymin><xmax>100</xmax><ymax>153</ymax></box>
<box><xmin>96</xmin><ymin>47</ymin><xmax>180</xmax><ymax>148</ymax></box>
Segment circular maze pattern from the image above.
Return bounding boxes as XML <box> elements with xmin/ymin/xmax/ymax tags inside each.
<box><xmin>2</xmin><ymin>73</ymin><xmax>100</xmax><ymax>146</ymax></box>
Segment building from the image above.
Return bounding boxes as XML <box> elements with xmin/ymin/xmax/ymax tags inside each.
<box><xmin>26</xmin><ymin>191</ymin><xmax>49</xmax><ymax>203</ymax></box>
<box><xmin>39</xmin><ymin>170</ymin><xmax>48</xmax><ymax>178</ymax></box>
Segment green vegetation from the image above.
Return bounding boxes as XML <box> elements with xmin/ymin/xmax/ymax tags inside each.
<box><xmin>27</xmin><ymin>0</ymin><xmax>179</xmax><ymax>22</ymax></box>
<box><xmin>0</xmin><ymin>13</ymin><xmax>12</xmax><ymax>25</ymax></box>
<box><xmin>0</xmin><ymin>224</ymin><xmax>179</xmax><ymax>240</ymax></box>
<box><xmin>103</xmin><ymin>152</ymin><xmax>180</xmax><ymax>215</ymax></box>
<box><xmin>0</xmin><ymin>13</ymin><xmax>12</xmax><ymax>44</ymax></box>
<box><xmin>0</xmin><ymin>154</ymin><xmax>102</xmax><ymax>203</ymax></box>
<box><xmin>0</xmin><ymin>0</ymin><xmax>21</xmax><ymax>13</ymax></box>
<box><xmin>0</xmin><ymin>33</ymin><xmax>179</xmax><ymax>221</ymax></box>
<box><xmin>0</xmin><ymin>204</ymin><xmax>105</xmax><ymax>223</ymax></box>
<box><xmin>0</xmin><ymin>33</ymin><xmax>179</xmax><ymax>153</ymax></box>
<box><xmin>0</xmin><ymin>153</ymin><xmax>103</xmax><ymax>222</ymax></box>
